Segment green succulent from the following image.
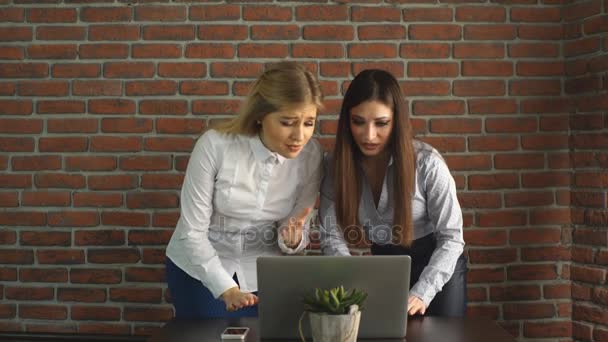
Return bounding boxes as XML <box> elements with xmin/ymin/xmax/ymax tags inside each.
<box><xmin>302</xmin><ymin>286</ymin><xmax>368</xmax><ymax>315</ymax></box>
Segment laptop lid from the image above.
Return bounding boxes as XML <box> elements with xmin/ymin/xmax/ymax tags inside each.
<box><xmin>257</xmin><ymin>255</ymin><xmax>411</xmax><ymax>339</ymax></box>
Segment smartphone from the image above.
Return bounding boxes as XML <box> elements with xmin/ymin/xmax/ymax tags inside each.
<box><xmin>221</xmin><ymin>327</ymin><xmax>249</xmax><ymax>340</ymax></box>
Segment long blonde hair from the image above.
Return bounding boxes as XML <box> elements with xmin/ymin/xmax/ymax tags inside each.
<box><xmin>215</xmin><ymin>62</ymin><xmax>323</xmax><ymax>136</ymax></box>
<box><xmin>334</xmin><ymin>69</ymin><xmax>416</xmax><ymax>247</ymax></box>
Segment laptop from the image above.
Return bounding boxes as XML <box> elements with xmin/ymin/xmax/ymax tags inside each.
<box><xmin>256</xmin><ymin>255</ymin><xmax>411</xmax><ymax>339</ymax></box>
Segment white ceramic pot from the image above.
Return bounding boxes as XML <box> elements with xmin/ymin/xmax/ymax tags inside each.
<box><xmin>308</xmin><ymin>309</ymin><xmax>361</xmax><ymax>342</ymax></box>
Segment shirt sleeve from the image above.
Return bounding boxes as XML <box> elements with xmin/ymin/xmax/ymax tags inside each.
<box><xmin>409</xmin><ymin>153</ymin><xmax>465</xmax><ymax>306</ymax></box>
<box><xmin>177</xmin><ymin>130</ymin><xmax>238</xmax><ymax>299</ymax></box>
<box><xmin>319</xmin><ymin>154</ymin><xmax>351</xmax><ymax>256</ymax></box>
<box><xmin>277</xmin><ymin>139</ymin><xmax>324</xmax><ymax>254</ymax></box>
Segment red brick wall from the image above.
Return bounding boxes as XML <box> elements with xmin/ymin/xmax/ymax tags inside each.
<box><xmin>566</xmin><ymin>1</ymin><xmax>608</xmax><ymax>341</ymax></box>
<box><xmin>0</xmin><ymin>1</ymin><xmax>605</xmax><ymax>341</ymax></box>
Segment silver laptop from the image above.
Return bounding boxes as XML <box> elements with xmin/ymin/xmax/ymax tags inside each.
<box><xmin>257</xmin><ymin>255</ymin><xmax>411</xmax><ymax>339</ymax></box>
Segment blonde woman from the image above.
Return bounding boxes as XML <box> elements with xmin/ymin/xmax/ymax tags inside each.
<box><xmin>166</xmin><ymin>62</ymin><xmax>323</xmax><ymax>319</ymax></box>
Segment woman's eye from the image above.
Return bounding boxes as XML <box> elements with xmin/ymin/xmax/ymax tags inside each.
<box><xmin>376</xmin><ymin>121</ymin><xmax>389</xmax><ymax>127</ymax></box>
<box><xmin>304</xmin><ymin>121</ymin><xmax>315</xmax><ymax>127</ymax></box>
<box><xmin>351</xmin><ymin>120</ymin><xmax>365</xmax><ymax>126</ymax></box>
<box><xmin>280</xmin><ymin>121</ymin><xmax>294</xmax><ymax>126</ymax></box>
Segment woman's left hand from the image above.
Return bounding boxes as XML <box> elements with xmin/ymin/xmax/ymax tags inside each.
<box><xmin>407</xmin><ymin>295</ymin><xmax>426</xmax><ymax>316</ymax></box>
<box><xmin>280</xmin><ymin>207</ymin><xmax>312</xmax><ymax>248</ymax></box>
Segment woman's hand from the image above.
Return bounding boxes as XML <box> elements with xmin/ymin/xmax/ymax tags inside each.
<box><xmin>221</xmin><ymin>287</ymin><xmax>259</xmax><ymax>312</ymax></box>
<box><xmin>280</xmin><ymin>207</ymin><xmax>312</xmax><ymax>248</ymax></box>
<box><xmin>407</xmin><ymin>295</ymin><xmax>426</xmax><ymax>316</ymax></box>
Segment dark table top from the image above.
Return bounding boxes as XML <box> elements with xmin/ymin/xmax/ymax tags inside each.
<box><xmin>147</xmin><ymin>316</ymin><xmax>516</xmax><ymax>342</ymax></box>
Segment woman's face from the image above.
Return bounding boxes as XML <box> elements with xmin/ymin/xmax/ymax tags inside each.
<box><xmin>349</xmin><ymin>100</ymin><xmax>394</xmax><ymax>157</ymax></box>
<box><xmin>259</xmin><ymin>103</ymin><xmax>317</xmax><ymax>159</ymax></box>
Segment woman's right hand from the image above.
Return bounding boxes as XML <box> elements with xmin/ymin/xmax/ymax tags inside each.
<box><xmin>221</xmin><ymin>287</ymin><xmax>259</xmax><ymax>312</ymax></box>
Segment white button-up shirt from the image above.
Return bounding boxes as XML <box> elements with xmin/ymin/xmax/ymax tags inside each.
<box><xmin>166</xmin><ymin>129</ymin><xmax>323</xmax><ymax>298</ymax></box>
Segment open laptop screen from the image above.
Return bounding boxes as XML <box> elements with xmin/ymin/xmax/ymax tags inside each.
<box><xmin>257</xmin><ymin>255</ymin><xmax>411</xmax><ymax>339</ymax></box>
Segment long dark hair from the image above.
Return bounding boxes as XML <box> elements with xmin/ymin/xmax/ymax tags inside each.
<box><xmin>333</xmin><ymin>69</ymin><xmax>415</xmax><ymax>246</ymax></box>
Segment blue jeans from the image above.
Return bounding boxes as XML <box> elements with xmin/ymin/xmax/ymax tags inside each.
<box><xmin>165</xmin><ymin>257</ymin><xmax>258</xmax><ymax>319</ymax></box>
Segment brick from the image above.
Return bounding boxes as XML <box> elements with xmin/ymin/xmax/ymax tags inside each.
<box><xmin>505</xmin><ymin>303</ymin><xmax>555</xmax><ymax>320</ymax></box>
<box><xmin>156</xmin><ymin>118</ymin><xmax>204</xmax><ymax>134</ymax></box>
<box><xmin>19</xmin><ymin>81</ymin><xmax>68</xmax><ymax>96</ymax></box>
<box><xmin>102</xmin><ymin>212</ymin><xmax>150</xmax><ymax>227</ymax></box>
<box><xmin>70</xmin><ymin>269</ymin><xmax>122</xmax><ymax>284</ymax></box>
<box><xmin>158</xmin><ymin>62</ymin><xmax>205</xmax><ymax>78</ymax></box>
<box><xmin>409</xmin><ymin>25</ymin><xmax>461</xmax><ymax>40</ymax></box>
<box><xmin>574</xmin><ymin>304</ymin><xmax>608</xmax><ymax>325</ymax></box>
<box><xmin>12</xmin><ymin>156</ymin><xmax>61</xmax><ymax>171</ymax></box>
<box><xmin>37</xmin><ymin>250</ymin><xmax>84</xmax><ymax>264</ymax></box>
<box><xmin>110</xmin><ymin>287</ymin><xmax>162</xmax><ymax>303</ymax></box>
<box><xmin>454</xmin><ymin>80</ymin><xmax>505</xmax><ymax>96</ymax></box>
<box><xmin>518</xmin><ymin>25</ymin><xmax>563</xmax><ymax>40</ymax></box>
<box><xmin>574</xmin><ymin>228</ymin><xmax>608</xmax><ymax>246</ymax></box>
<box><xmin>292</xmin><ymin>43</ymin><xmax>344</xmax><ymax>58</ymax></box>
<box><xmin>88</xmin><ymin>175</ymin><xmax>137</xmax><ymax>191</ymax></box>
<box><xmin>152</xmin><ymin>212</ymin><xmax>179</xmax><ymax>228</ymax></box>
<box><xmin>140</xmin><ymin>173</ymin><xmax>183</xmax><ymax>190</ymax></box>
<box><xmin>22</xmin><ymin>191</ymin><xmax>70</xmax><ymax>207</ymax></box>
<box><xmin>126</xmin><ymin>192</ymin><xmax>179</xmax><ymax>209</ymax></box>
<box><xmin>490</xmin><ymin>284</ymin><xmax>540</xmax><ymax>301</ymax></box>
<box><xmin>89</xmin><ymin>99</ymin><xmax>136</xmax><ymax>115</ymax></box>
<box><xmin>296</xmin><ymin>5</ymin><xmax>347</xmax><ymax>21</ymax></box>
<box><xmin>81</xmin><ymin>7</ymin><xmax>132</xmax><ymax>22</ymax></box>
<box><xmin>541</xmin><ymin>115</ymin><xmax>570</xmax><ymax>131</ymax></box>
<box><xmin>453</xmin><ymin>43</ymin><xmax>503</xmax><ymax>58</ymax></box>
<box><xmin>401</xmin><ymin>81</ymin><xmax>450</xmax><ymax>96</ymax></box>
<box><xmin>239</xmin><ymin>43</ymin><xmax>290</xmax><ymax>59</ymax></box>
<box><xmin>564</xmin><ymin>37</ymin><xmax>601</xmax><ymax>57</ymax></box>
<box><xmin>0</xmin><ymin>249</ymin><xmax>34</xmax><ymax>264</ymax></box>
<box><xmin>466</xmin><ymin>305</ymin><xmax>499</xmax><ymax>319</ymax></box>
<box><xmin>198</xmin><ymin>25</ymin><xmax>246</xmax><ymax>40</ymax></box>
<box><xmin>88</xmin><ymin>248</ymin><xmax>140</xmax><ymax>264</ymax></box>
<box><xmin>522</xmin><ymin>134</ymin><xmax>570</xmax><ymax>150</ymax></box>
<box><xmin>27</xmin><ymin>44</ymin><xmax>77</xmax><ymax>59</ymax></box>
<box><xmin>508</xmin><ymin>264</ymin><xmax>557</xmax><ymax>280</ymax></box>
<box><xmin>243</xmin><ymin>6</ymin><xmax>291</xmax><ymax>21</ymax></box>
<box><xmin>139</xmin><ymin>100</ymin><xmax>188</xmax><ymax>115</ymax></box>
<box><xmin>89</xmin><ymin>136</ymin><xmax>142</xmax><ymax>152</ymax></box>
<box><xmin>350</xmin><ymin>43</ymin><xmax>397</xmax><ymax>58</ymax></box>
<box><xmin>79</xmin><ymin>44</ymin><xmax>128</xmax><ymax>59</ymax></box>
<box><xmin>403</xmin><ymin>7</ymin><xmax>452</xmax><ymax>21</ymax></box>
<box><xmin>58</xmin><ymin>288</ymin><xmax>106</xmax><ymax>303</ymax></box>
<box><xmin>0</xmin><ymin>119</ymin><xmax>42</xmax><ymax>134</ymax></box>
<box><xmin>478</xmin><ymin>210</ymin><xmax>526</xmax><ymax>227</ymax></box>
<box><xmin>458</xmin><ymin>7</ymin><xmax>511</xmax><ymax>24</ymax></box>
<box><xmin>0</xmin><ymin>8</ymin><xmax>24</xmax><ymax>22</ymax></box>
<box><xmin>486</xmin><ymin>117</ymin><xmax>537</xmax><ymax>133</ymax></box>
<box><xmin>359</xmin><ymin>25</ymin><xmax>406</xmax><ymax>40</ymax></box>
<box><xmin>468</xmin><ymin>173</ymin><xmax>518</xmax><ymax>190</ymax></box>
<box><xmin>544</xmin><ymin>284</ymin><xmax>571</xmax><ymax>299</ymax></box>
<box><xmin>65</xmin><ymin>157</ymin><xmax>116</xmax><ymax>172</ymax></box>
<box><xmin>565</xmin><ymin>76</ymin><xmax>602</xmax><ymax>94</ymax></box>
<box><xmin>464</xmin><ymin>24</ymin><xmax>516</xmax><ymax>40</ymax></box>
<box><xmin>0</xmin><ymin>268</ymin><xmax>17</xmax><ymax>281</ymax></box>
<box><xmin>562</xmin><ymin>0</ymin><xmax>601</xmax><ymax>21</ymax></box>
<box><xmin>20</xmin><ymin>268</ymin><xmax>68</xmax><ymax>282</ymax></box>
<box><xmin>468</xmin><ymin>136</ymin><xmax>518</xmax><ymax>152</ymax></box>
<box><xmin>119</xmin><ymin>156</ymin><xmax>172</xmax><ymax>171</ymax></box>
<box><xmin>510</xmin><ymin>79</ymin><xmax>561</xmax><ymax>96</ymax></box>
<box><xmin>304</xmin><ymin>25</ymin><xmax>354</xmax><ymax>41</ymax></box>
<box><xmin>73</xmin><ymin>80</ymin><xmax>122</xmax><ymax>96</ymax></box>
<box><xmin>412</xmin><ymin>100</ymin><xmax>464</xmax><ymax>115</ymax></box>
<box><xmin>101</xmin><ymin>118</ymin><xmax>153</xmax><ymax>134</ymax></box>
<box><xmin>522</xmin><ymin>171</ymin><xmax>570</xmax><ymax>188</ymax></box>
<box><xmin>20</xmin><ymin>305</ymin><xmax>67</xmax><ymax>320</ymax></box>
<box><xmin>462</xmin><ymin>61</ymin><xmax>512</xmax><ymax>76</ymax></box>
<box><xmin>132</xmin><ymin>44</ymin><xmax>182</xmax><ymax>59</ymax></box>
<box><xmin>36</xmin><ymin>26</ymin><xmax>85</xmax><ymax>41</ymax></box>
<box><xmin>0</xmin><ymin>193</ymin><xmax>18</xmax><ymax>207</ymax></box>
<box><xmin>142</xmin><ymin>249</ymin><xmax>166</xmax><ymax>264</ymax></box>
<box><xmin>35</xmin><ymin>173</ymin><xmax>85</xmax><ymax>189</ymax></box>
<box><xmin>104</xmin><ymin>62</ymin><xmax>154</xmax><ymax>78</ymax></box>
<box><xmin>408</xmin><ymin>62</ymin><xmax>458</xmax><ymax>77</ymax></box>
<box><xmin>0</xmin><ymin>63</ymin><xmax>48</xmax><ymax>78</ymax></box>
<box><xmin>210</xmin><ymin>62</ymin><xmax>264</xmax><ymax>78</ymax></box>
<box><xmin>524</xmin><ymin>321</ymin><xmax>572</xmax><ymax>338</ymax></box>
<box><xmin>0</xmin><ymin>27</ymin><xmax>32</xmax><ymax>41</ymax></box>
<box><xmin>443</xmin><ymin>155</ymin><xmax>491</xmax><ymax>171</ymax></box>
<box><xmin>143</xmin><ymin>25</ymin><xmax>195</xmax><ymax>40</ymax></box>
<box><xmin>72</xmin><ymin>306</ymin><xmax>120</xmax><ymax>321</ymax></box>
<box><xmin>511</xmin><ymin>7</ymin><xmax>561</xmax><ymax>22</ymax></box>
<box><xmin>251</xmin><ymin>25</ymin><xmax>299</xmax><ymax>40</ymax></box>
<box><xmin>125</xmin><ymin>267</ymin><xmax>164</xmax><ymax>282</ymax></box>
<box><xmin>79</xmin><ymin>323</ymin><xmax>129</xmax><ymax>335</ymax></box>
<box><xmin>505</xmin><ymin>191</ymin><xmax>555</xmax><ymax>207</ymax></box>
<box><xmin>469</xmin><ymin>247</ymin><xmax>517</xmax><ymax>264</ymax></box>
<box><xmin>89</xmin><ymin>25</ymin><xmax>139</xmax><ymax>41</ymax></box>
<box><xmin>468</xmin><ymin>267</ymin><xmax>505</xmax><ymax>283</ymax></box>
<box><xmin>399</xmin><ymin>43</ymin><xmax>450</xmax><ymax>59</ymax></box>
<box><xmin>430</xmin><ymin>118</ymin><xmax>481</xmax><ymax>133</ymax></box>
<box><xmin>27</xmin><ymin>8</ymin><xmax>76</xmax><ymax>23</ymax></box>
<box><xmin>509</xmin><ymin>43</ymin><xmax>560</xmax><ymax>58</ymax></box>
<box><xmin>189</xmin><ymin>5</ymin><xmax>240</xmax><ymax>21</ymax></box>
<box><xmin>48</xmin><ymin>119</ymin><xmax>96</xmax><ymax>133</ymax></box>
<box><xmin>0</xmin><ymin>137</ymin><xmax>35</xmax><ymax>152</ymax></box>
<box><xmin>584</xmin><ymin>15</ymin><xmax>608</xmax><ymax>34</ymax></box>
<box><xmin>74</xmin><ymin>229</ymin><xmax>125</xmax><ymax>246</ymax></box>
<box><xmin>464</xmin><ymin>229</ymin><xmax>506</xmax><ymax>246</ymax></box>
<box><xmin>0</xmin><ymin>46</ymin><xmax>24</xmax><ymax>59</ymax></box>
<box><xmin>135</xmin><ymin>5</ymin><xmax>186</xmax><ymax>21</ymax></box>
<box><xmin>74</xmin><ymin>193</ymin><xmax>122</xmax><ymax>208</ymax></box>
<box><xmin>48</xmin><ymin>211</ymin><xmax>99</xmax><ymax>227</ymax></box>
<box><xmin>192</xmin><ymin>100</ymin><xmax>240</xmax><ymax>116</ymax></box>
<box><xmin>572</xmin><ymin>246</ymin><xmax>594</xmax><ymax>263</ymax></box>
<box><xmin>128</xmin><ymin>230</ymin><xmax>172</xmax><ymax>245</ymax></box>
<box><xmin>185</xmin><ymin>43</ymin><xmax>234</xmax><ymax>59</ymax></box>
<box><xmin>522</xmin><ymin>98</ymin><xmax>573</xmax><ymax>114</ymax></box>
<box><xmin>52</xmin><ymin>64</ymin><xmax>99</xmax><ymax>78</ymax></box>
<box><xmin>144</xmin><ymin>137</ymin><xmax>193</xmax><ymax>152</ymax></box>
<box><xmin>0</xmin><ymin>100</ymin><xmax>33</xmax><ymax>115</ymax></box>
<box><xmin>522</xmin><ymin>246</ymin><xmax>571</xmax><ymax>261</ymax></box>
<box><xmin>126</xmin><ymin>81</ymin><xmax>177</xmax><ymax>96</ymax></box>
<box><xmin>5</xmin><ymin>287</ymin><xmax>54</xmax><ymax>300</ymax></box>
<box><xmin>26</xmin><ymin>323</ymin><xmax>75</xmax><ymax>334</ymax></box>
<box><xmin>351</xmin><ymin>6</ymin><xmax>400</xmax><ymax>22</ymax></box>
<box><xmin>39</xmin><ymin>137</ymin><xmax>88</xmax><ymax>152</ymax></box>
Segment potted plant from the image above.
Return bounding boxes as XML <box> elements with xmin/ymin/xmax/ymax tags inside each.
<box><xmin>299</xmin><ymin>286</ymin><xmax>368</xmax><ymax>342</ymax></box>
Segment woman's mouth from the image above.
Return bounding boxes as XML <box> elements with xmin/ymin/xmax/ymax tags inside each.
<box><xmin>286</xmin><ymin>144</ymin><xmax>302</xmax><ymax>152</ymax></box>
<box><xmin>361</xmin><ymin>143</ymin><xmax>379</xmax><ymax>151</ymax></box>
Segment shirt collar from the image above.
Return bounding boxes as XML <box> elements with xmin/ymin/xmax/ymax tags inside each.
<box><xmin>249</xmin><ymin>134</ymin><xmax>287</xmax><ymax>165</ymax></box>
